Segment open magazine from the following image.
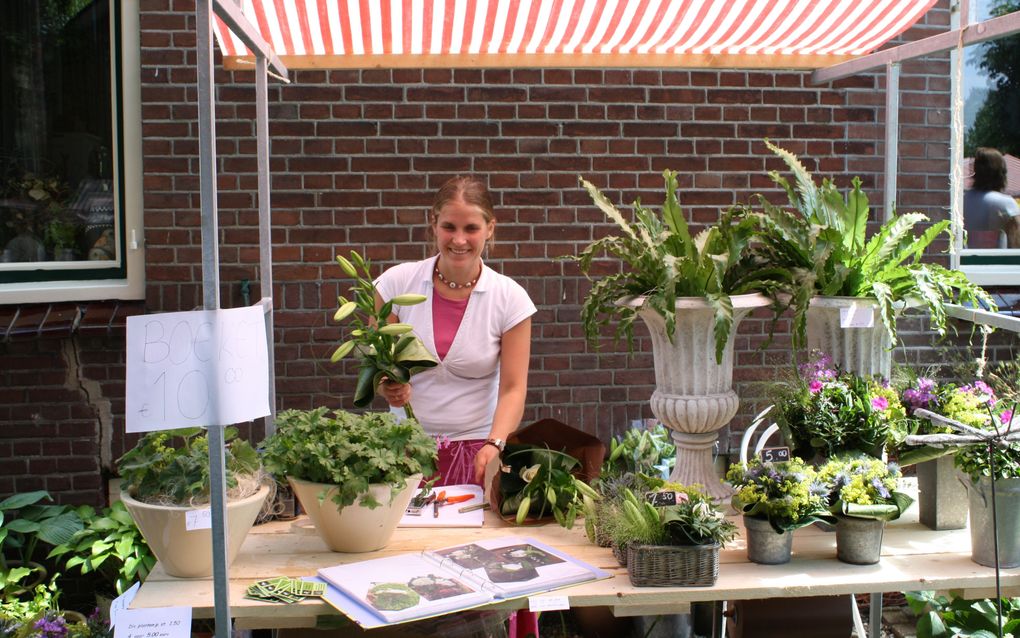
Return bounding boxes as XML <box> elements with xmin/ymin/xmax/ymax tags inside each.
<box><xmin>316</xmin><ymin>536</ymin><xmax>608</xmax><ymax>626</ymax></box>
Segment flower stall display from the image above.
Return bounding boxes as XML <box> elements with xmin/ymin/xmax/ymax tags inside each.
<box><xmin>726</xmin><ymin>457</ymin><xmax>834</xmax><ymax>564</ymax></box>
<box><xmin>775</xmin><ymin>351</ymin><xmax>903</xmax><ymax>461</ymax></box>
<box><xmin>817</xmin><ymin>455</ymin><xmax>913</xmax><ymax>564</ymax></box>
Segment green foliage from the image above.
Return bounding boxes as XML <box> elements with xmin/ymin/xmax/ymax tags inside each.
<box><xmin>260</xmin><ymin>408</ymin><xmax>438</xmax><ymax>511</ymax></box>
<box><xmin>726</xmin><ymin>457</ymin><xmax>834</xmax><ymax>533</ymax></box>
<box><xmin>601</xmin><ymin>423</ymin><xmax>676</xmax><ymax>480</ymax></box>
<box><xmin>0</xmin><ymin>579</ymin><xmax>60</xmax><ymax>628</ymax></box>
<box><xmin>47</xmin><ymin>501</ymin><xmax>155</xmax><ymax>596</ymax></box>
<box><xmin>116</xmin><ymin>427</ymin><xmax>261</xmax><ymax>505</ymax></box>
<box><xmin>497</xmin><ymin>444</ymin><xmax>599</xmax><ymax>530</ymax></box>
<box><xmin>0</xmin><ymin>490</ymin><xmax>82</xmax><ymax>595</ymax></box>
<box><xmin>817</xmin><ymin>455</ymin><xmax>913</xmax><ymax>521</ymax></box>
<box><xmin>602</xmin><ymin>484</ymin><xmax>737</xmax><ymax>549</ymax></box>
<box><xmin>752</xmin><ymin>140</ymin><xmax>995</xmax><ymax>348</ymax></box>
<box><xmin>329</xmin><ymin>250</ymin><xmax>437</xmax><ymax>419</ymax></box>
<box><xmin>574</xmin><ymin>170</ymin><xmax>782</xmax><ymax>363</ymax></box>
<box><xmin>907</xmin><ymin>590</ymin><xmax>1020</xmax><ymax>638</ymax></box>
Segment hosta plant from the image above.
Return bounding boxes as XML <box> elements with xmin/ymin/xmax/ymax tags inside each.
<box><xmin>330</xmin><ymin>250</ymin><xmax>438</xmax><ymax>418</ymax></box>
<box><xmin>575</xmin><ymin>170</ymin><xmax>785</xmax><ymax>362</ymax></box>
<box><xmin>260</xmin><ymin>407</ymin><xmax>437</xmax><ymax>511</ymax></box>
<box><xmin>751</xmin><ymin>140</ymin><xmax>995</xmax><ymax>347</ymax></box>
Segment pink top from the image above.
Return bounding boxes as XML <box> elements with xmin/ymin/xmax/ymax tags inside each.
<box><xmin>432</xmin><ymin>291</ymin><xmax>469</xmax><ymax>360</ymax></box>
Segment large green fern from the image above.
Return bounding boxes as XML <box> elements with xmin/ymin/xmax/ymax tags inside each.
<box><xmin>574</xmin><ymin>170</ymin><xmax>781</xmax><ymax>363</ymax></box>
<box><xmin>753</xmin><ymin>140</ymin><xmax>996</xmax><ymax>348</ymax></box>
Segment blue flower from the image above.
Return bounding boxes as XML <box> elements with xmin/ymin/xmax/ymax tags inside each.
<box><xmin>871</xmin><ymin>477</ymin><xmax>891</xmax><ymax>499</ymax></box>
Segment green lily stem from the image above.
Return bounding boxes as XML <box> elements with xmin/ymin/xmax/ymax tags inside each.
<box><xmin>404</xmin><ymin>403</ymin><xmax>415</xmax><ymax>421</ymax></box>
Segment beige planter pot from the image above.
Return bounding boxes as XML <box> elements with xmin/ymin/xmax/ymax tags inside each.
<box><xmin>627</xmin><ymin>293</ymin><xmax>769</xmax><ymax>501</ymax></box>
<box><xmin>121</xmin><ymin>485</ymin><xmax>269</xmax><ymax>578</ymax></box>
<box><xmin>806</xmin><ymin>296</ymin><xmax>892</xmax><ymax>379</ymax></box>
<box><xmin>288</xmin><ymin>474</ymin><xmax>421</xmax><ymax>553</ymax></box>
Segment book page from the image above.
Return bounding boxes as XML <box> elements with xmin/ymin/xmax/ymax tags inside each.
<box><xmin>430</xmin><ymin>536</ymin><xmax>606</xmax><ymax>599</ymax></box>
<box><xmin>317</xmin><ymin>554</ymin><xmax>492</xmax><ymax>624</ymax></box>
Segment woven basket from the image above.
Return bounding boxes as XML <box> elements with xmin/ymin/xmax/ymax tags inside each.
<box><xmin>626</xmin><ymin>542</ymin><xmax>719</xmax><ymax>587</ymax></box>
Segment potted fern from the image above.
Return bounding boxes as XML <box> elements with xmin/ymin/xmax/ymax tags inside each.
<box><xmin>575</xmin><ymin>170</ymin><xmax>783</xmax><ymax>500</ymax></box>
<box><xmin>752</xmin><ymin>140</ymin><xmax>994</xmax><ymax>379</ymax></box>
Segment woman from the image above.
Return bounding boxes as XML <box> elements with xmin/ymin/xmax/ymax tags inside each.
<box><xmin>374</xmin><ymin>175</ymin><xmax>536</xmax><ymax>486</ymax></box>
<box><xmin>964</xmin><ymin>147</ymin><xmax>1020</xmax><ymax>248</ymax></box>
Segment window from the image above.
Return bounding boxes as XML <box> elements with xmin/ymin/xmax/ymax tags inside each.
<box><xmin>954</xmin><ymin>0</ymin><xmax>1020</xmax><ymax>286</ymax></box>
<box><xmin>0</xmin><ymin>0</ymin><xmax>142</xmax><ymax>303</ymax></box>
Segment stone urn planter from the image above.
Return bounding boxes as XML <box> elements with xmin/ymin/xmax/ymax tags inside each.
<box><xmin>806</xmin><ymin>296</ymin><xmax>892</xmax><ymax>380</ymax></box>
<box><xmin>962</xmin><ymin>475</ymin><xmax>1020</xmax><ymax>568</ymax></box>
<box><xmin>121</xmin><ymin>485</ymin><xmax>269</xmax><ymax>578</ymax></box>
<box><xmin>289</xmin><ymin>474</ymin><xmax>420</xmax><ymax>553</ymax></box>
<box><xmin>629</xmin><ymin>293</ymin><xmax>770</xmax><ymax>501</ymax></box>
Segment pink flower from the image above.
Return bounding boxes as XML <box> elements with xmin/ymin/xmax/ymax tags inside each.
<box><xmin>1001</xmin><ymin>409</ymin><xmax>1014</xmax><ymax>424</ymax></box>
<box><xmin>808</xmin><ymin>380</ymin><xmax>823</xmax><ymax>394</ymax></box>
<box><xmin>676</xmin><ymin>491</ymin><xmax>690</xmax><ymax>503</ymax></box>
<box><xmin>871</xmin><ymin>396</ymin><xmax>888</xmax><ymax>411</ymax></box>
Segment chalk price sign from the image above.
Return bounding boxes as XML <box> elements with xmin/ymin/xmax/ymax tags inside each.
<box><xmin>759</xmin><ymin>447</ymin><xmax>791</xmax><ymax>463</ymax></box>
<box><xmin>125</xmin><ymin>306</ymin><xmax>270</xmax><ymax>433</ymax></box>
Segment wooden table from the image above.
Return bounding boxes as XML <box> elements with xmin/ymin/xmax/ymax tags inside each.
<box><xmin>132</xmin><ymin>487</ymin><xmax>1020</xmax><ymax>631</ymax></box>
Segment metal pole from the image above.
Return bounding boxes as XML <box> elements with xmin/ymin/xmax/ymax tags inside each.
<box><xmin>883</xmin><ymin>62</ymin><xmax>900</xmax><ymax>223</ymax></box>
<box><xmin>196</xmin><ymin>1</ymin><xmax>231</xmax><ymax>636</ymax></box>
<box><xmin>256</xmin><ymin>55</ymin><xmax>277</xmax><ymax>437</ymax></box>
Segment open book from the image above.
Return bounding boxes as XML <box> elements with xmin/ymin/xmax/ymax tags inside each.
<box><xmin>316</xmin><ymin>536</ymin><xmax>608</xmax><ymax>627</ymax></box>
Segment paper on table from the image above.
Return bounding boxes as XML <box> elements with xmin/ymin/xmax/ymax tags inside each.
<box><xmin>398</xmin><ymin>484</ymin><xmax>484</xmax><ymax>528</ymax></box>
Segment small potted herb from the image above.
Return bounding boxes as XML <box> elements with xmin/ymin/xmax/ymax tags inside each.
<box><xmin>260</xmin><ymin>407</ymin><xmax>437</xmax><ymax>553</ymax></box>
<box><xmin>116</xmin><ymin>426</ymin><xmax>267</xmax><ymax>578</ymax></box>
<box><xmin>726</xmin><ymin>457</ymin><xmax>833</xmax><ymax>564</ymax></box>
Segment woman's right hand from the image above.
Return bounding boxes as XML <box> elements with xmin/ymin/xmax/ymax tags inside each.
<box><xmin>378</xmin><ymin>378</ymin><xmax>411</xmax><ymax>408</ymax></box>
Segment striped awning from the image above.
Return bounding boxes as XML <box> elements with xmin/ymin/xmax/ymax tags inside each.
<box><xmin>215</xmin><ymin>0</ymin><xmax>938</xmax><ymax>70</ymax></box>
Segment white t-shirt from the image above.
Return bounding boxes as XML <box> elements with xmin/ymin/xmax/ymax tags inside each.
<box><xmin>375</xmin><ymin>256</ymin><xmax>536</xmax><ymax>440</ymax></box>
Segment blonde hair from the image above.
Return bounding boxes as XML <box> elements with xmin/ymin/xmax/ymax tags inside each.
<box><xmin>428</xmin><ymin>176</ymin><xmax>496</xmax><ymax>246</ymax></box>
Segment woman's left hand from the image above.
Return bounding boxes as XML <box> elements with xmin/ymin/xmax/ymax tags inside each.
<box><xmin>473</xmin><ymin>443</ymin><xmax>500</xmax><ymax>485</ymax></box>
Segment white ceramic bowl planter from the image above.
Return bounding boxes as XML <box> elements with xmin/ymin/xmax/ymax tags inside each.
<box><xmin>629</xmin><ymin>293</ymin><xmax>769</xmax><ymax>501</ymax></box>
<box><xmin>121</xmin><ymin>485</ymin><xmax>269</xmax><ymax>578</ymax></box>
<box><xmin>289</xmin><ymin>474</ymin><xmax>421</xmax><ymax>553</ymax></box>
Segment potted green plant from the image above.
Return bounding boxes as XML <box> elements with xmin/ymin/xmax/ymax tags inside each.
<box><xmin>601</xmin><ymin>482</ymin><xmax>737</xmax><ymax>587</ymax></box>
<box><xmin>260</xmin><ymin>407</ymin><xmax>437</xmax><ymax>553</ymax></box>
<box><xmin>575</xmin><ymin>170</ymin><xmax>780</xmax><ymax>499</ymax></box>
<box><xmin>906</xmin><ymin>590</ymin><xmax>1020</xmax><ymax>638</ymax></box>
<box><xmin>116</xmin><ymin>426</ymin><xmax>268</xmax><ymax>578</ymax></box>
<box><xmin>817</xmin><ymin>455</ymin><xmax>913</xmax><ymax>565</ymax></box>
<box><xmin>751</xmin><ymin>140</ymin><xmax>995</xmax><ymax>379</ymax></box>
<box><xmin>600</xmin><ymin>422</ymin><xmax>676</xmax><ymax>481</ymax></box>
<box><xmin>726</xmin><ymin>456</ymin><xmax>834</xmax><ymax>564</ymax></box>
<box><xmin>0</xmin><ymin>491</ymin><xmax>82</xmax><ymax>599</ymax></box>
<box><xmin>494</xmin><ymin>443</ymin><xmax>600</xmax><ymax>529</ymax></box>
<box><xmin>48</xmin><ymin>500</ymin><xmax>155</xmax><ymax>602</ymax></box>
<box><xmin>43</xmin><ymin>217</ymin><xmax>78</xmax><ymax>260</ymax></box>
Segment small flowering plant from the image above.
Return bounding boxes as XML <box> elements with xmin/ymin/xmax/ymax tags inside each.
<box><xmin>603</xmin><ymin>482</ymin><xmax>737</xmax><ymax>549</ymax></box>
<box><xmin>817</xmin><ymin>455</ymin><xmax>914</xmax><ymax>521</ymax></box>
<box><xmin>725</xmin><ymin>457</ymin><xmax>834</xmax><ymax>533</ymax></box>
<box><xmin>496</xmin><ymin>444</ymin><xmax>600</xmax><ymax>529</ymax></box>
<box><xmin>776</xmin><ymin>351</ymin><xmax>901</xmax><ymax>460</ymax></box>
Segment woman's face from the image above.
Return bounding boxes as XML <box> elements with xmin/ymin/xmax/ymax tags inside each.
<box><xmin>433</xmin><ymin>198</ymin><xmax>494</xmax><ymax>267</ymax></box>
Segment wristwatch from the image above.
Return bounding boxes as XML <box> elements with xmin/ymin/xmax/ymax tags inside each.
<box><xmin>483</xmin><ymin>438</ymin><xmax>506</xmax><ymax>453</ymax></box>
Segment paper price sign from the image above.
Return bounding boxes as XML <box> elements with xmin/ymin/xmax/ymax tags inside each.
<box><xmin>839</xmin><ymin>304</ymin><xmax>875</xmax><ymax>328</ymax></box>
<box><xmin>529</xmin><ymin>595</ymin><xmax>570</xmax><ymax>612</ymax></box>
<box><xmin>126</xmin><ymin>306</ymin><xmax>270</xmax><ymax>432</ymax></box>
<box><xmin>185</xmin><ymin>508</ymin><xmax>211</xmax><ymax>531</ymax></box>
<box><xmin>114</xmin><ymin>606</ymin><xmax>191</xmax><ymax>638</ymax></box>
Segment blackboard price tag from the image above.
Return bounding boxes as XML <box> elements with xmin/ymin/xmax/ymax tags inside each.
<box><xmin>759</xmin><ymin>447</ymin><xmax>791</xmax><ymax>463</ymax></box>
<box><xmin>645</xmin><ymin>491</ymin><xmax>680</xmax><ymax>507</ymax></box>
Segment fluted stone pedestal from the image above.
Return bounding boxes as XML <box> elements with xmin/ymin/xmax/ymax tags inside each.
<box><xmin>630</xmin><ymin>294</ymin><xmax>769</xmax><ymax>501</ymax></box>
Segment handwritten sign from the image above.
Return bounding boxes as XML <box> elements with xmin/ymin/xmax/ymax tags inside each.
<box><xmin>114</xmin><ymin>606</ymin><xmax>191</xmax><ymax>638</ymax></box>
<box><xmin>645</xmin><ymin>491</ymin><xmax>680</xmax><ymax>507</ymax></box>
<box><xmin>126</xmin><ymin>306</ymin><xmax>270</xmax><ymax>432</ymax></box>
<box><xmin>529</xmin><ymin>595</ymin><xmax>570</xmax><ymax>611</ymax></box>
<box><xmin>109</xmin><ymin>581</ymin><xmax>140</xmax><ymax>628</ymax></box>
<box><xmin>759</xmin><ymin>447</ymin><xmax>791</xmax><ymax>463</ymax></box>
<box><xmin>840</xmin><ymin>304</ymin><xmax>875</xmax><ymax>328</ymax></box>
<box><xmin>185</xmin><ymin>508</ymin><xmax>212</xmax><ymax>531</ymax></box>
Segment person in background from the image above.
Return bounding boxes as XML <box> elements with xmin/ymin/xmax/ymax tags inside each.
<box><xmin>964</xmin><ymin>147</ymin><xmax>1020</xmax><ymax>248</ymax></box>
<box><xmin>374</xmin><ymin>175</ymin><xmax>536</xmax><ymax>487</ymax></box>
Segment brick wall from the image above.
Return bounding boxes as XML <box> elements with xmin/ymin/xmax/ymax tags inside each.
<box><xmin>4</xmin><ymin>0</ymin><xmax>1018</xmax><ymax>503</ymax></box>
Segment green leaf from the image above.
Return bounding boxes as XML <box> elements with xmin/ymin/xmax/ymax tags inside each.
<box><xmin>0</xmin><ymin>490</ymin><xmax>51</xmax><ymax>511</ymax></box>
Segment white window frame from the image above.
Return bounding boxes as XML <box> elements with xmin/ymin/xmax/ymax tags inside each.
<box><xmin>0</xmin><ymin>0</ymin><xmax>144</xmax><ymax>304</ymax></box>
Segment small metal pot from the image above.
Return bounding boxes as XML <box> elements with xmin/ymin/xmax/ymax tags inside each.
<box><xmin>835</xmin><ymin>515</ymin><xmax>885</xmax><ymax>565</ymax></box>
<box><xmin>743</xmin><ymin>515</ymin><xmax>793</xmax><ymax>565</ymax></box>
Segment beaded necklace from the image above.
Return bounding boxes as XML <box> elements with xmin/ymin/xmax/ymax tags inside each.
<box><xmin>434</xmin><ymin>262</ymin><xmax>481</xmax><ymax>289</ymax></box>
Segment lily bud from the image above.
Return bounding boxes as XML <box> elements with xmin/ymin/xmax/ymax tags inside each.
<box><xmin>330</xmin><ymin>340</ymin><xmax>355</xmax><ymax>362</ymax></box>
<box><xmin>335</xmin><ymin>255</ymin><xmax>358</xmax><ymax>278</ymax></box>
<box><xmin>378</xmin><ymin>323</ymin><xmax>414</xmax><ymax>335</ymax></box>
<box><xmin>333</xmin><ymin>301</ymin><xmax>357</xmax><ymax>322</ymax></box>
<box><xmin>390</xmin><ymin>293</ymin><xmax>427</xmax><ymax>306</ymax></box>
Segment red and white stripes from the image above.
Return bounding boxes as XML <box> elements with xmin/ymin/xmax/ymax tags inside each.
<box><xmin>214</xmin><ymin>0</ymin><xmax>937</xmax><ymax>64</ymax></box>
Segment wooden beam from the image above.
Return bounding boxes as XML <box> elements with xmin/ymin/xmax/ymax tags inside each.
<box><xmin>213</xmin><ymin>0</ymin><xmax>288</xmax><ymax>78</ymax></box>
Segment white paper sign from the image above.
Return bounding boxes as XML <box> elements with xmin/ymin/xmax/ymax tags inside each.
<box><xmin>528</xmin><ymin>595</ymin><xmax>571</xmax><ymax>612</ymax></box>
<box><xmin>839</xmin><ymin>304</ymin><xmax>875</xmax><ymax>328</ymax></box>
<box><xmin>126</xmin><ymin>306</ymin><xmax>271</xmax><ymax>432</ymax></box>
<box><xmin>109</xmin><ymin>581</ymin><xmax>140</xmax><ymax>628</ymax></box>
<box><xmin>185</xmin><ymin>508</ymin><xmax>212</xmax><ymax>531</ymax></box>
<box><xmin>114</xmin><ymin>606</ymin><xmax>191</xmax><ymax>638</ymax></box>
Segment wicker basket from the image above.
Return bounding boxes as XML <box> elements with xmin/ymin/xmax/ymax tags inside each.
<box><xmin>626</xmin><ymin>542</ymin><xmax>719</xmax><ymax>587</ymax></box>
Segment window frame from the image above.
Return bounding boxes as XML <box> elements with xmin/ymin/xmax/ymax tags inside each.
<box><xmin>0</xmin><ymin>0</ymin><xmax>144</xmax><ymax>304</ymax></box>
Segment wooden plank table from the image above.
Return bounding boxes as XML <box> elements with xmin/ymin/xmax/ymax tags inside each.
<box><xmin>132</xmin><ymin>484</ymin><xmax>1020</xmax><ymax>630</ymax></box>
